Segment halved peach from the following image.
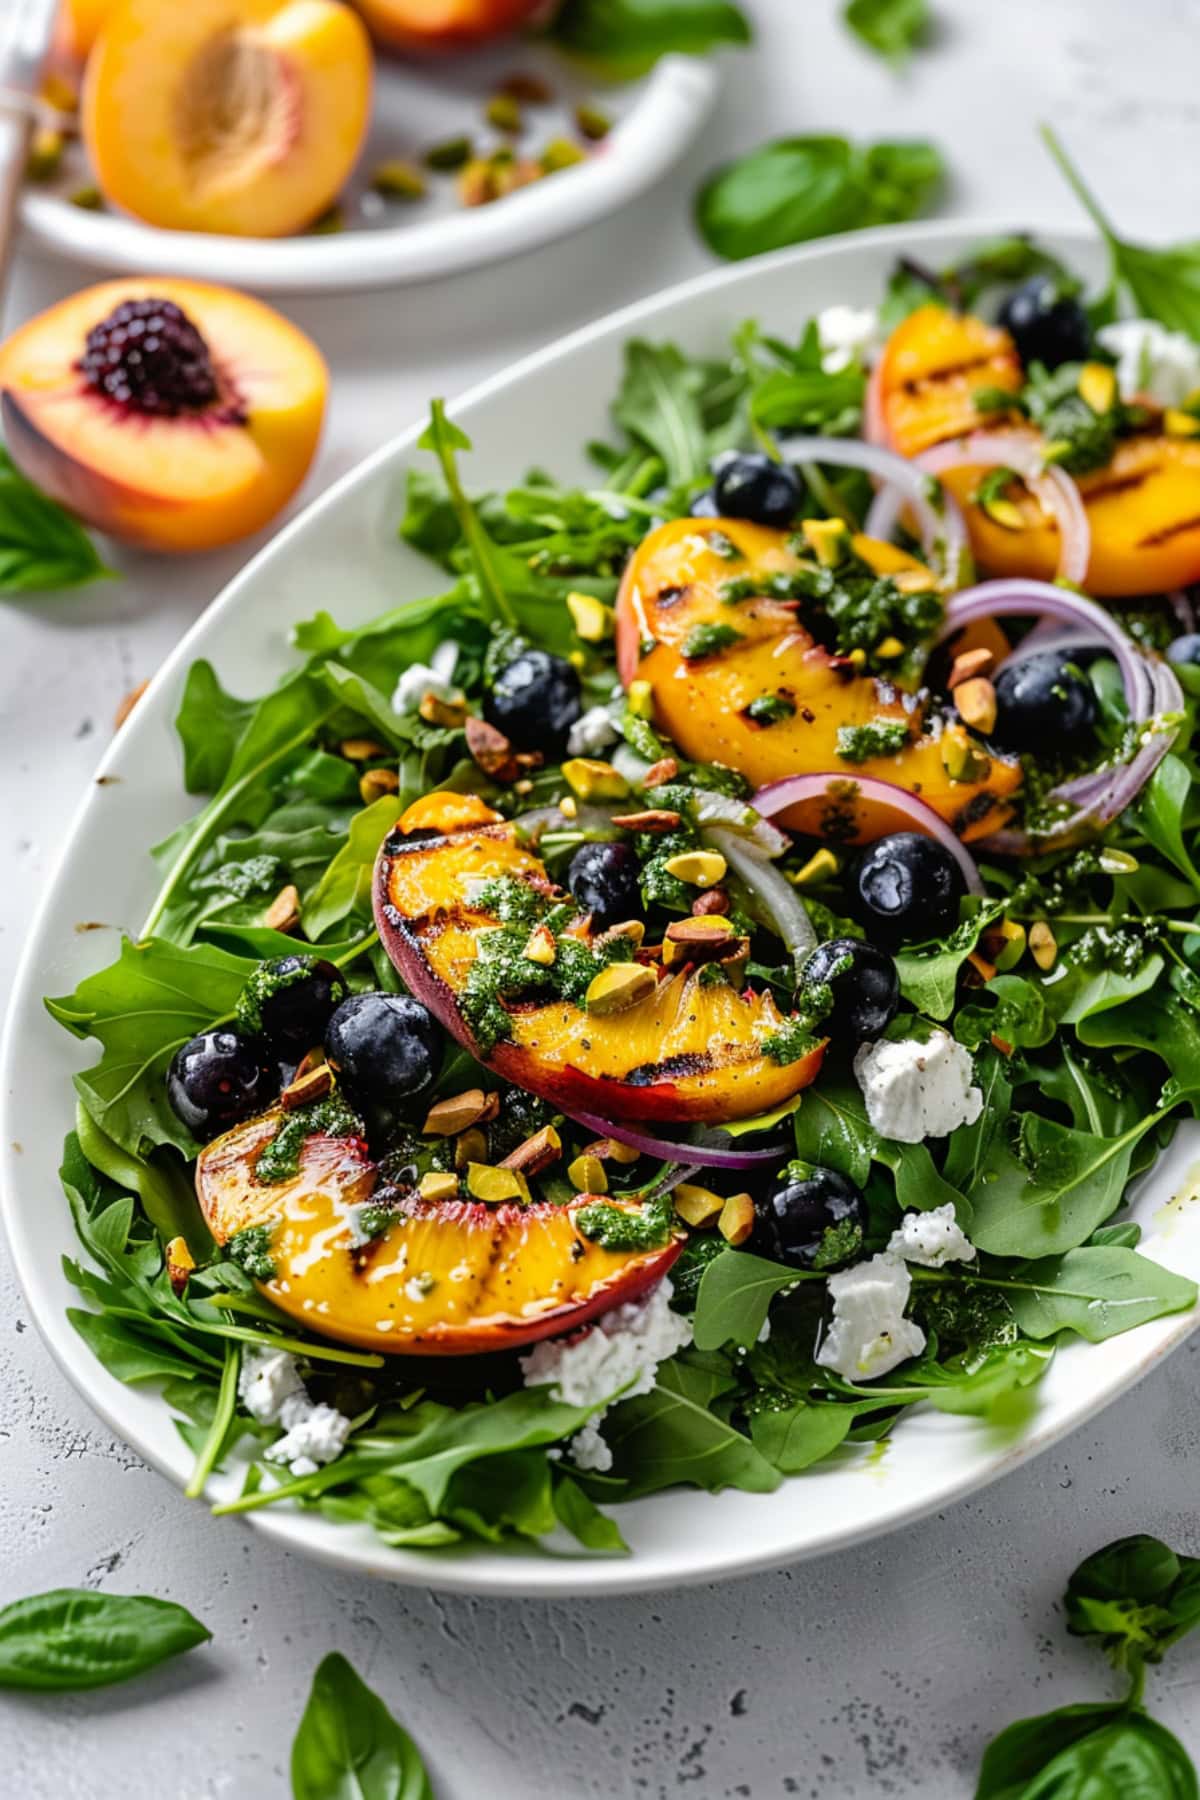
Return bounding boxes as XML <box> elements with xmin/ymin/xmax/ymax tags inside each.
<box><xmin>53</xmin><ymin>0</ymin><xmax>118</xmax><ymax>65</ymax></box>
<box><xmin>197</xmin><ymin>1114</ymin><xmax>680</xmax><ymax>1355</ymax></box>
<box><xmin>614</xmin><ymin>516</ymin><xmax>1022</xmax><ymax>843</ymax></box>
<box><xmin>352</xmin><ymin>0</ymin><xmax>544</xmax><ymax>51</ymax></box>
<box><xmin>82</xmin><ymin>0</ymin><xmax>372</xmax><ymax>238</ymax></box>
<box><xmin>876</xmin><ymin>304</ymin><xmax>1024</xmax><ymax>459</ymax></box>
<box><xmin>0</xmin><ymin>278</ymin><xmax>327</xmax><ymax>552</ymax></box>
<box><xmin>374</xmin><ymin>804</ymin><xmax>825</xmax><ymax>1124</ymax></box>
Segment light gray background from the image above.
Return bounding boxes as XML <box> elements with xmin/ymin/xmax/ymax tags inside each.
<box><xmin>3</xmin><ymin>2</ymin><xmax>1200</xmax><ymax>1793</ymax></box>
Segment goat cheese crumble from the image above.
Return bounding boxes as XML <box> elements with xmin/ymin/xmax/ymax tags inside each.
<box><xmin>1097</xmin><ymin>319</ymin><xmax>1200</xmax><ymax>409</ymax></box>
<box><xmin>392</xmin><ymin>640</ymin><xmax>460</xmax><ymax>714</ymax></box>
<box><xmin>854</xmin><ymin>1030</ymin><xmax>983</xmax><ymax>1144</ymax></box>
<box><xmin>520</xmin><ymin>1278</ymin><xmax>691</xmax><ymax>1474</ymax></box>
<box><xmin>887</xmin><ymin>1203</ymin><xmax>976</xmax><ymax>1268</ymax></box>
<box><xmin>817</xmin><ymin>304</ymin><xmax>886</xmax><ymax>372</ymax></box>
<box><xmin>815</xmin><ymin>1254</ymin><xmax>927</xmax><ymax>1381</ymax></box>
<box><xmin>566</xmin><ymin>704</ymin><xmax>620</xmax><ymax>758</ymax></box>
<box><xmin>238</xmin><ymin>1347</ymin><xmax>353</xmax><ymax>1480</ymax></box>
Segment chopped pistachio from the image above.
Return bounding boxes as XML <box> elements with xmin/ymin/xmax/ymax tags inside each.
<box><xmin>673</xmin><ymin>1182</ymin><xmax>724</xmax><ymax>1228</ymax></box>
<box><xmin>574</xmin><ymin>103</ymin><xmax>612</xmax><ymax>141</ymax></box>
<box><xmin>568</xmin><ymin>1152</ymin><xmax>608</xmax><ymax>1194</ymax></box>
<box><xmin>566</xmin><ymin>590</ymin><xmax>615</xmax><ymax>641</ymax></box>
<box><xmin>718</xmin><ymin>1192</ymin><xmax>756</xmax><ymax>1246</ymax></box>
<box><xmin>1165</xmin><ymin>408</ymin><xmax>1200</xmax><ymax>439</ymax></box>
<box><xmin>801</xmin><ymin>517</ymin><xmax>851</xmax><ymax>568</ymax></box>
<box><xmin>486</xmin><ymin>93</ymin><xmax>523</xmax><ymax>133</ymax></box>
<box><xmin>789</xmin><ymin>847</ymin><xmax>840</xmax><ymax>887</ymax></box>
<box><xmin>1078</xmin><ymin>361</ymin><xmax>1117</xmax><ymax>415</ymax></box>
<box><xmin>466</xmin><ymin>1163</ymin><xmax>530</xmax><ymax>1204</ymax></box>
<box><xmin>419</xmin><ymin>1171</ymin><xmax>460</xmax><ymax>1202</ymax></box>
<box><xmin>523</xmin><ymin>923</ymin><xmax>557</xmax><ymax>966</ymax></box>
<box><xmin>425</xmin><ymin>135</ymin><xmax>473</xmax><ymax>171</ymax></box>
<box><xmin>585</xmin><ymin>962</ymin><xmax>657</xmax><ymax>1015</ymax></box>
<box><xmin>562</xmin><ymin>757</ymin><xmax>629</xmax><ymax>801</ymax></box>
<box><xmin>954</xmin><ymin>676</ymin><xmax>998</xmax><ymax>735</ymax></box>
<box><xmin>1029</xmin><ymin>920</ymin><xmax>1058</xmax><ymax>971</ymax></box>
<box><xmin>360</xmin><ymin>767</ymin><xmax>400</xmax><ymax>804</ymax></box>
<box><xmin>627</xmin><ymin>679</ymin><xmax>656</xmax><ymax>720</ymax></box>
<box><xmin>663</xmin><ymin>849</ymin><xmax>727</xmax><ymax>888</ymax></box>
<box><xmin>541</xmin><ymin>137</ymin><xmax>586</xmax><ymax>174</ymax></box>
<box><xmin>370</xmin><ymin>160</ymin><xmax>426</xmax><ymax>200</ymax></box>
<box><xmin>26</xmin><ymin>126</ymin><xmax>64</xmax><ymax>183</ymax></box>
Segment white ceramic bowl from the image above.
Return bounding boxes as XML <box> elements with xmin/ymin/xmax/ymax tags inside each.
<box><xmin>20</xmin><ymin>52</ymin><xmax>716</xmax><ymax>294</ymax></box>
<box><xmin>5</xmin><ymin>221</ymin><xmax>1199</xmax><ymax>1596</ymax></box>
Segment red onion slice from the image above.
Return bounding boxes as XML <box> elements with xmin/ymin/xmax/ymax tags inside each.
<box><xmin>896</xmin><ymin>431</ymin><xmax>1091</xmax><ymax>587</ymax></box>
<box><xmin>777</xmin><ymin>433</ymin><xmax>969</xmax><ymax>584</ymax></box>
<box><xmin>938</xmin><ymin>579</ymin><xmax>1153</xmax><ymax>723</ymax></box>
<box><xmin>564</xmin><ymin>1108</ymin><xmax>789</xmax><ymax>1170</ymax></box>
<box><xmin>752</xmin><ymin>772</ymin><xmax>986</xmax><ymax>896</ymax></box>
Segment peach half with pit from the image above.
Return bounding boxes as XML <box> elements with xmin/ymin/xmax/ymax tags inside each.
<box><xmin>82</xmin><ymin>0</ymin><xmax>372</xmax><ymax>238</ymax></box>
<box><xmin>352</xmin><ymin>0</ymin><xmax>546</xmax><ymax>52</ymax></box>
<box><xmin>0</xmin><ymin>278</ymin><xmax>328</xmax><ymax>553</ymax></box>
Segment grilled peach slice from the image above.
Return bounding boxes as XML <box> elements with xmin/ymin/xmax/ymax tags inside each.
<box><xmin>615</xmin><ymin>517</ymin><xmax>1022</xmax><ymax>844</ymax></box>
<box><xmin>82</xmin><ymin>0</ymin><xmax>372</xmax><ymax>238</ymax></box>
<box><xmin>0</xmin><ymin>278</ymin><xmax>326</xmax><ymax>552</ymax></box>
<box><xmin>197</xmin><ymin>1113</ymin><xmax>679</xmax><ymax>1355</ymax></box>
<box><xmin>353</xmin><ymin>0</ymin><xmax>544</xmax><ymax>51</ymax></box>
<box><xmin>875</xmin><ymin>305</ymin><xmax>1024</xmax><ymax>458</ymax></box>
<box><xmin>374</xmin><ymin>800</ymin><xmax>824</xmax><ymax>1125</ymax></box>
<box><xmin>875</xmin><ymin>305</ymin><xmax>1200</xmax><ymax>595</ymax></box>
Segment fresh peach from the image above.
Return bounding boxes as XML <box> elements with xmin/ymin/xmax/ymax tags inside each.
<box><xmin>0</xmin><ymin>278</ymin><xmax>327</xmax><ymax>553</ymax></box>
<box><xmin>196</xmin><ymin>1115</ymin><xmax>681</xmax><ymax>1355</ymax></box>
<box><xmin>352</xmin><ymin>0</ymin><xmax>544</xmax><ymax>52</ymax></box>
<box><xmin>52</xmin><ymin>0</ymin><xmax>118</xmax><ymax>64</ymax></box>
<box><xmin>82</xmin><ymin>0</ymin><xmax>372</xmax><ymax>238</ymax></box>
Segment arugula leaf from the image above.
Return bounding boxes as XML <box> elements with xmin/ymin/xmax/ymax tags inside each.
<box><xmin>0</xmin><ymin>449</ymin><xmax>113</xmax><ymax>595</ymax></box>
<box><xmin>603</xmin><ymin>1352</ymin><xmax>781</xmax><ymax>1496</ymax></box>
<box><xmin>302</xmin><ymin>793</ymin><xmax>405</xmax><ymax>940</ymax></box>
<box><xmin>844</xmin><ymin>0</ymin><xmax>929</xmax><ymax>66</ymax></box>
<box><xmin>548</xmin><ymin>0</ymin><xmax>751</xmax><ymax>77</ymax></box>
<box><xmin>1133</xmin><ymin>755</ymin><xmax>1200</xmax><ymax>890</ymax></box>
<box><xmin>173</xmin><ymin>661</ymin><xmax>256</xmax><ymax>795</ymax></box>
<box><xmin>697</xmin><ymin>135</ymin><xmax>944</xmax><ymax>262</ymax></box>
<box><xmin>791</xmin><ymin>1077</ymin><xmax>970</xmax><ymax>1219</ymax></box>
<box><xmin>418</xmin><ymin>402</ymin><xmax>516</xmax><ymax>630</ymax></box>
<box><xmin>46</xmin><ymin>936</ymin><xmax>258</xmax><ymax>1157</ymax></box>
<box><xmin>967</xmin><ymin>1109</ymin><xmax>1170</xmax><ymax>1258</ymax></box>
<box><xmin>901</xmin><ymin>1340</ymin><xmax>1054</xmax><ymax>1418</ymax></box>
<box><xmin>997</xmin><ymin>1247</ymin><xmax>1197</xmax><ymax>1343</ymax></box>
<box><xmin>612</xmin><ymin>341</ymin><xmax>712</xmax><ymax>488</ymax></box>
<box><xmin>0</xmin><ymin>1590</ymin><xmax>208</xmax><ymax>1690</ymax></box>
<box><xmin>1042</xmin><ymin>126</ymin><xmax>1200</xmax><ymax>337</ymax></box>
<box><xmin>748</xmin><ymin>1400</ymin><xmax>864</xmax><ymax>1472</ymax></box>
<box><xmin>692</xmin><ymin>1249</ymin><xmax>808</xmax><ymax>1350</ymax></box>
<box><xmin>74</xmin><ymin>1097</ymin><xmax>202</xmax><ymax>1246</ymax></box>
<box><xmin>291</xmin><ymin>1652</ymin><xmax>433</xmax><ymax>1800</ymax></box>
<box><xmin>894</xmin><ymin>899</ymin><xmax>1006</xmax><ymax>1019</ymax></box>
<box><xmin>552</xmin><ymin>1475</ymin><xmax>629</xmax><ymax>1553</ymax></box>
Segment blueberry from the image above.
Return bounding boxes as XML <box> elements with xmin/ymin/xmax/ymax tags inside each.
<box><xmin>855</xmin><ymin>832</ymin><xmax>965</xmax><ymax>945</ymax></box>
<box><xmin>567</xmin><ymin>840</ymin><xmax>642</xmax><ymax>930</ymax></box>
<box><xmin>324</xmin><ymin>993</ymin><xmax>442</xmax><ymax>1139</ymax></box>
<box><xmin>485</xmin><ymin>649</ymin><xmax>581</xmax><ymax>756</ymax></box>
<box><xmin>996</xmin><ymin>277</ymin><xmax>1091</xmax><ymax>371</ymax></box>
<box><xmin>167</xmin><ymin>1029</ymin><xmax>273</xmax><ymax>1140</ymax></box>
<box><xmin>236</xmin><ymin>954</ymin><xmax>349</xmax><ymax>1051</ymax></box>
<box><xmin>800</xmin><ymin>936</ymin><xmax>898</xmax><ymax>1047</ymax></box>
<box><xmin>1167</xmin><ymin>633</ymin><xmax>1200</xmax><ymax>668</ymax></box>
<box><xmin>712</xmin><ymin>452</ymin><xmax>802</xmax><ymax>528</ymax></box>
<box><xmin>753</xmin><ymin>1164</ymin><xmax>865</xmax><ymax>1271</ymax></box>
<box><xmin>992</xmin><ymin>650</ymin><xmax>1097</xmax><ymax>754</ymax></box>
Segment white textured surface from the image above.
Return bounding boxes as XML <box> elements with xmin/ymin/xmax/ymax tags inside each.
<box><xmin>2</xmin><ymin>0</ymin><xmax>1200</xmax><ymax>1792</ymax></box>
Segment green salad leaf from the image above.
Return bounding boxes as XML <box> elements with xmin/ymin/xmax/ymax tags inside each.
<box><xmin>692</xmin><ymin>1248</ymin><xmax>810</xmax><ymax>1350</ymax></box>
<box><xmin>0</xmin><ymin>1589</ymin><xmax>209</xmax><ymax>1690</ymax></box>
<box><xmin>291</xmin><ymin>1652</ymin><xmax>433</xmax><ymax>1800</ymax></box>
<box><xmin>997</xmin><ymin>1247</ymin><xmax>1197</xmax><ymax>1342</ymax></box>
<box><xmin>697</xmin><ymin>135</ymin><xmax>945</xmax><ymax>262</ymax></box>
<box><xmin>602</xmin><ymin>1352</ymin><xmax>781</xmax><ymax>1497</ymax></box>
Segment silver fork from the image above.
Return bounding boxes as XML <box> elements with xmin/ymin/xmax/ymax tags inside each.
<box><xmin>0</xmin><ymin>0</ymin><xmax>60</xmax><ymax>308</ymax></box>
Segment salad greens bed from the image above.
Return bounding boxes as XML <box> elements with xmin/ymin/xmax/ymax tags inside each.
<box><xmin>41</xmin><ymin>230</ymin><xmax>1200</xmax><ymax>1559</ymax></box>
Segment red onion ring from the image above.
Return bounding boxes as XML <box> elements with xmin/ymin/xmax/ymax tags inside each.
<box><xmin>752</xmin><ymin>772</ymin><xmax>986</xmax><ymax>896</ymax></box>
<box><xmin>882</xmin><ymin>431</ymin><xmax>1091</xmax><ymax>587</ymax></box>
<box><xmin>564</xmin><ymin>1108</ymin><xmax>789</xmax><ymax>1170</ymax></box>
<box><xmin>778</xmin><ymin>434</ymin><xmax>968</xmax><ymax>584</ymax></box>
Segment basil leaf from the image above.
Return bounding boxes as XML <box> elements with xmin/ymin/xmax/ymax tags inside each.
<box><xmin>692</xmin><ymin>1248</ymin><xmax>805</xmax><ymax>1350</ymax></box>
<box><xmin>697</xmin><ymin>135</ymin><xmax>944</xmax><ymax>262</ymax></box>
<box><xmin>975</xmin><ymin>1704</ymin><xmax>1127</xmax><ymax>1798</ymax></box>
<box><xmin>1066</xmin><ymin>1535</ymin><xmax>1200</xmax><ymax>1669</ymax></box>
<box><xmin>291</xmin><ymin>1652</ymin><xmax>433</xmax><ymax>1800</ymax></box>
<box><xmin>46</xmin><ymin>936</ymin><xmax>258</xmax><ymax>1158</ymax></box>
<box><xmin>174</xmin><ymin>660</ymin><xmax>256</xmax><ymax>795</ymax></box>
<box><xmin>999</xmin><ymin>1247</ymin><xmax>1197</xmax><ymax>1343</ymax></box>
<box><xmin>0</xmin><ymin>453</ymin><xmax>113</xmax><ymax>595</ymax></box>
<box><xmin>549</xmin><ymin>0</ymin><xmax>751</xmax><ymax>76</ymax></box>
<box><xmin>0</xmin><ymin>1589</ymin><xmax>208</xmax><ymax>1690</ymax></box>
<box><xmin>844</xmin><ymin>0</ymin><xmax>929</xmax><ymax>66</ymax></box>
<box><xmin>1015</xmin><ymin>1714</ymin><xmax>1197</xmax><ymax>1800</ymax></box>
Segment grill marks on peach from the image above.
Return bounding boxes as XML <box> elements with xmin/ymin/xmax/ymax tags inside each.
<box><xmin>195</xmin><ymin>1118</ymin><xmax>680</xmax><ymax>1353</ymax></box>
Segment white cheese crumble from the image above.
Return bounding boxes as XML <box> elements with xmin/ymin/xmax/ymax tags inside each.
<box><xmin>391</xmin><ymin>640</ymin><xmax>460</xmax><ymax>714</ymax></box>
<box><xmin>1097</xmin><ymin>318</ymin><xmax>1200</xmax><ymax>409</ymax></box>
<box><xmin>887</xmin><ymin>1203</ymin><xmax>976</xmax><ymax>1268</ymax></box>
<box><xmin>854</xmin><ymin>1030</ymin><xmax>983</xmax><ymax>1144</ymax></box>
<box><xmin>239</xmin><ymin>1347</ymin><xmax>353</xmax><ymax>1480</ymax></box>
<box><xmin>520</xmin><ymin>1279</ymin><xmax>691</xmax><ymax>1473</ymax></box>
<box><xmin>817</xmin><ymin>304</ymin><xmax>886</xmax><ymax>373</ymax></box>
<box><xmin>815</xmin><ymin>1253</ymin><xmax>927</xmax><ymax>1381</ymax></box>
<box><xmin>566</xmin><ymin>704</ymin><xmax>619</xmax><ymax>758</ymax></box>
